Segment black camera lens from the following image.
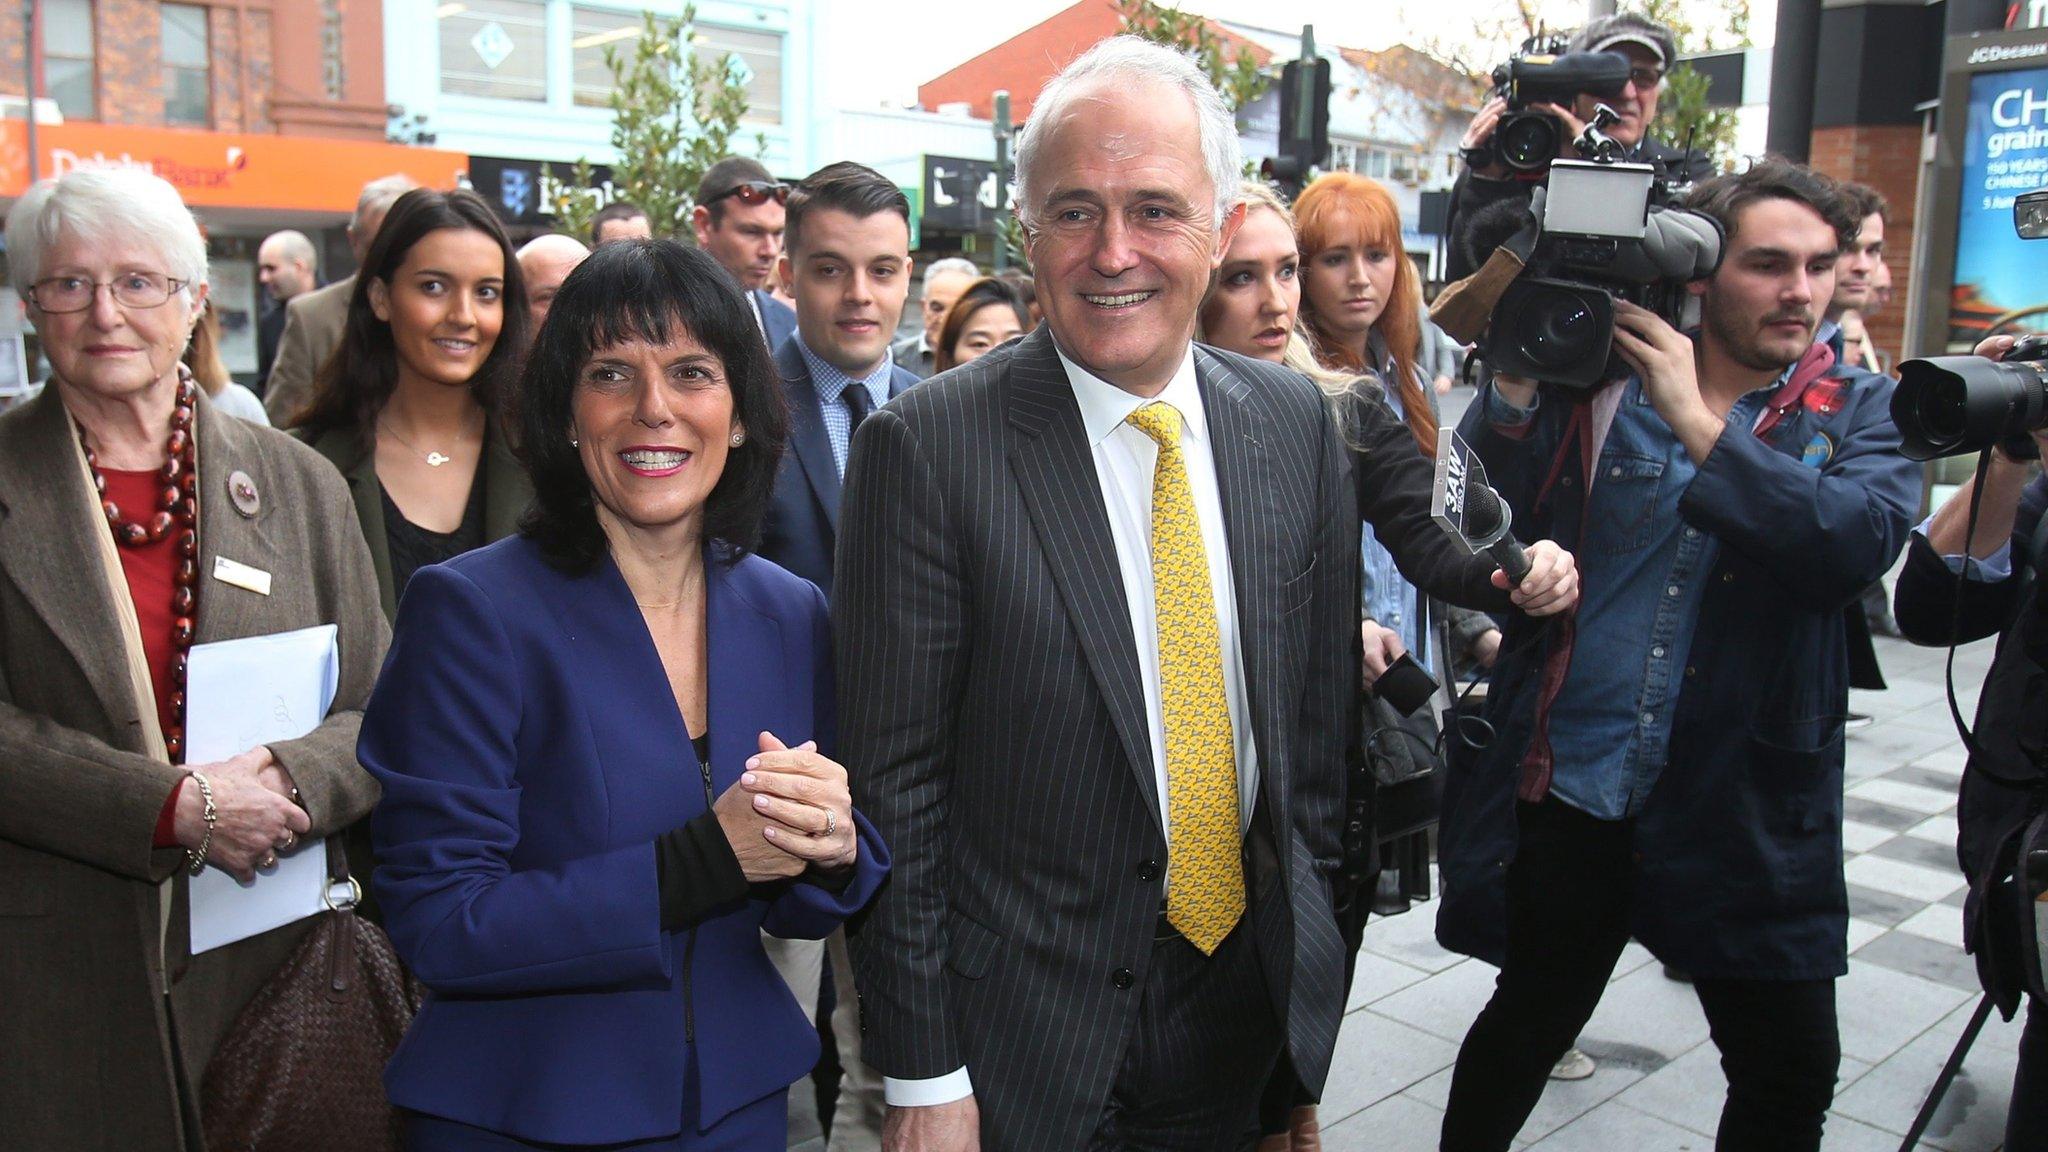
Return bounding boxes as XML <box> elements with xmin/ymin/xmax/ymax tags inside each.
<box><xmin>1516</xmin><ymin>291</ymin><xmax>1601</xmax><ymax>370</ymax></box>
<box><xmin>1892</xmin><ymin>354</ymin><xmax>2048</xmax><ymax>460</ymax></box>
<box><xmin>1498</xmin><ymin>113</ymin><xmax>1559</xmax><ymax>173</ymax></box>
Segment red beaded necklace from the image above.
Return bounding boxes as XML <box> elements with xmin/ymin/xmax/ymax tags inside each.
<box><xmin>79</xmin><ymin>374</ymin><xmax>200</xmax><ymax>762</ymax></box>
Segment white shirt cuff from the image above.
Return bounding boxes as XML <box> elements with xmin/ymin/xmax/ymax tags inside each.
<box><xmin>1913</xmin><ymin>522</ymin><xmax>2014</xmax><ymax>583</ymax></box>
<box><xmin>883</xmin><ymin>1067</ymin><xmax>974</xmax><ymax>1107</ymax></box>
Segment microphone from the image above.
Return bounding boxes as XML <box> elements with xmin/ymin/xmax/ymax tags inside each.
<box><xmin>1431</xmin><ymin>428</ymin><xmax>1533</xmax><ymax>587</ymax></box>
<box><xmin>1461</xmin><ymin>481</ymin><xmax>1534</xmax><ymax>587</ymax></box>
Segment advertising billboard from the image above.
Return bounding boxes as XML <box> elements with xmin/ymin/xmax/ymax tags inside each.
<box><xmin>1951</xmin><ymin>65</ymin><xmax>2048</xmax><ymax>347</ymax></box>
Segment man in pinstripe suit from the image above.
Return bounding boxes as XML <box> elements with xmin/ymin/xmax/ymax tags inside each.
<box><xmin>836</xmin><ymin>38</ymin><xmax>1360</xmax><ymax>1152</ymax></box>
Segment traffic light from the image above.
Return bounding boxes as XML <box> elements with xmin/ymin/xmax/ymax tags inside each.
<box><xmin>1263</xmin><ymin>54</ymin><xmax>1330</xmax><ymax>200</ymax></box>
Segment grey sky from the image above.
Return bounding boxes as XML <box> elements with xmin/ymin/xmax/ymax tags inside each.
<box><xmin>818</xmin><ymin>0</ymin><xmax>1780</xmax><ymax>111</ymax></box>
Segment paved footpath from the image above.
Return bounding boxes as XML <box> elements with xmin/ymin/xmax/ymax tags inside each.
<box><xmin>790</xmin><ymin>630</ymin><xmax>2016</xmax><ymax>1151</ymax></box>
<box><xmin>1325</xmin><ymin>631</ymin><xmax>2019</xmax><ymax>1150</ymax></box>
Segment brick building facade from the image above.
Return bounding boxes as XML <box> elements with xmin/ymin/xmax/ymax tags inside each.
<box><xmin>1809</xmin><ymin>123</ymin><xmax>1924</xmax><ymax>361</ymax></box>
<box><xmin>0</xmin><ymin>0</ymin><xmax>387</xmax><ymax>139</ymax></box>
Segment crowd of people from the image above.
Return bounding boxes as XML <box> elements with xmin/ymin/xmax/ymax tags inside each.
<box><xmin>1</xmin><ymin>15</ymin><xmax>2043</xmax><ymax>1152</ymax></box>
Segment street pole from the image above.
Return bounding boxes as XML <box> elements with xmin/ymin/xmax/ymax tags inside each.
<box><xmin>1765</xmin><ymin>0</ymin><xmax>1822</xmax><ymax>161</ymax></box>
<box><xmin>992</xmin><ymin>89</ymin><xmax>1012</xmax><ymax>272</ymax></box>
<box><xmin>24</xmin><ymin>0</ymin><xmax>38</xmax><ymax>185</ymax></box>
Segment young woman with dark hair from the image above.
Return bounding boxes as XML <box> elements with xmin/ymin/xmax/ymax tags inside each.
<box><xmin>292</xmin><ymin>186</ymin><xmax>533</xmax><ymax>619</ymax></box>
<box><xmin>931</xmin><ymin>276</ymin><xmax>1029</xmax><ymax>375</ymax></box>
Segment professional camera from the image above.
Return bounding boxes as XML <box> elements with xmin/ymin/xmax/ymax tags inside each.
<box><xmin>1891</xmin><ymin>188</ymin><xmax>2048</xmax><ymax>461</ymax></box>
<box><xmin>1479</xmin><ymin>41</ymin><xmax>1633</xmax><ymax>175</ymax></box>
<box><xmin>1478</xmin><ymin>160</ymin><xmax>1723</xmax><ymax>388</ymax></box>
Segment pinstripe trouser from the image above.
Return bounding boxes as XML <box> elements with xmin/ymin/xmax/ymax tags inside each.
<box><xmin>1087</xmin><ymin>919</ymin><xmax>1282</xmax><ymax>1152</ymax></box>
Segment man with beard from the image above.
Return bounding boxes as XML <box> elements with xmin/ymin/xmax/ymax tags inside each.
<box><xmin>1435</xmin><ymin>160</ymin><xmax>1922</xmax><ymax>1150</ymax></box>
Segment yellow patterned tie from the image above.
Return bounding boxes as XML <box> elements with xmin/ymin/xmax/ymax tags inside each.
<box><xmin>1124</xmin><ymin>401</ymin><xmax>1244</xmax><ymax>955</ymax></box>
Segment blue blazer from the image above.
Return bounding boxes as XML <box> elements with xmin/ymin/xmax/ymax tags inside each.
<box><xmin>358</xmin><ymin>534</ymin><xmax>889</xmax><ymax>1146</ymax></box>
<box><xmin>759</xmin><ymin>335</ymin><xmax>919</xmax><ymax>598</ymax></box>
<box><xmin>755</xmin><ymin>289</ymin><xmax>796</xmax><ymax>353</ymax></box>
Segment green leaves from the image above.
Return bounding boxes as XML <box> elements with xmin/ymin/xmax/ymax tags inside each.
<box><xmin>543</xmin><ymin>5</ymin><xmax>762</xmax><ymax>241</ymax></box>
<box><xmin>1114</xmin><ymin>0</ymin><xmax>1272</xmax><ymax>113</ymax></box>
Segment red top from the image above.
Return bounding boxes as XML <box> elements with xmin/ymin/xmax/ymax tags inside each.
<box><xmin>102</xmin><ymin>468</ymin><xmax>187</xmax><ymax>847</ymax></box>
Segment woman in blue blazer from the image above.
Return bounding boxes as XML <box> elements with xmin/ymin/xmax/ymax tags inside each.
<box><xmin>358</xmin><ymin>240</ymin><xmax>889</xmax><ymax>1151</ymax></box>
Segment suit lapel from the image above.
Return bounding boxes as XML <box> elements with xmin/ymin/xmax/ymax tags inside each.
<box><xmin>191</xmin><ymin>399</ymin><xmax>286</xmax><ymax>645</ymax></box>
<box><xmin>480</xmin><ymin>419</ymin><xmax>530</xmax><ymax>544</ymax></box>
<box><xmin>0</xmin><ymin>390</ymin><xmax>141</xmax><ymax>734</ymax></box>
<box><xmin>706</xmin><ymin>553</ymin><xmax>777</xmax><ymax>796</ymax></box>
<box><xmin>776</xmin><ymin>342</ymin><xmax>845</xmax><ymax>530</ymax></box>
<box><xmin>1004</xmin><ymin>328</ymin><xmax>1160</xmax><ymax>832</ymax></box>
<box><xmin>311</xmin><ymin>428</ymin><xmax>395</xmax><ymax>621</ymax></box>
<box><xmin>1194</xmin><ymin>348</ymin><xmax>1287</xmax><ymax>812</ymax></box>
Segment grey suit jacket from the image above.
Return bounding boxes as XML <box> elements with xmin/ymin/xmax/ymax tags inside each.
<box><xmin>0</xmin><ymin>387</ymin><xmax>388</xmax><ymax>1150</ymax></box>
<box><xmin>837</xmin><ymin>326</ymin><xmax>1359</xmax><ymax>1149</ymax></box>
<box><xmin>890</xmin><ymin>335</ymin><xmax>933</xmax><ymax>381</ymax></box>
<box><xmin>262</xmin><ymin>275</ymin><xmax>354</xmax><ymax>425</ymax></box>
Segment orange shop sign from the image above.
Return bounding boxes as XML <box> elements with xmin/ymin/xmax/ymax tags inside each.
<box><xmin>0</xmin><ymin>122</ymin><xmax>469</xmax><ymax>212</ymax></box>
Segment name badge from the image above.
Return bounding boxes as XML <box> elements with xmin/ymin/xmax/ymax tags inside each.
<box><xmin>213</xmin><ymin>556</ymin><xmax>272</xmax><ymax>596</ymax></box>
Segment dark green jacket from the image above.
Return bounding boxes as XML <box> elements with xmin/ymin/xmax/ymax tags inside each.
<box><xmin>299</xmin><ymin>419</ymin><xmax>531</xmax><ymax>622</ymax></box>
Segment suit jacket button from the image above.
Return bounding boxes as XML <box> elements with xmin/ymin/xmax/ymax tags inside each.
<box><xmin>1137</xmin><ymin>860</ymin><xmax>1160</xmax><ymax>882</ymax></box>
<box><xmin>1112</xmin><ymin>967</ymin><xmax>1135</xmax><ymax>990</ymax></box>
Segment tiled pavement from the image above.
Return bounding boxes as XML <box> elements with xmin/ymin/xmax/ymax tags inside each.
<box><xmin>790</xmin><ymin>629</ymin><xmax>2019</xmax><ymax>1151</ymax></box>
<box><xmin>1322</xmin><ymin>632</ymin><xmax>2024</xmax><ymax>1150</ymax></box>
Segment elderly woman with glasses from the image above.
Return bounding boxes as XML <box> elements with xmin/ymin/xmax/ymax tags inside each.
<box><xmin>0</xmin><ymin>168</ymin><xmax>388</xmax><ymax>1150</ymax></box>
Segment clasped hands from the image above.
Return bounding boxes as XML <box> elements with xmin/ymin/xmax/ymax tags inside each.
<box><xmin>715</xmin><ymin>731</ymin><xmax>859</xmax><ymax>882</ymax></box>
<box><xmin>173</xmin><ymin>746</ymin><xmax>308</xmax><ymax>882</ymax></box>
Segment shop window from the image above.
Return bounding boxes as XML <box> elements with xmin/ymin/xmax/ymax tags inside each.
<box><xmin>440</xmin><ymin>0</ymin><xmax>547</xmax><ymax>102</ymax></box>
<box><xmin>695</xmin><ymin>23</ymin><xmax>782</xmax><ymax>126</ymax></box>
<box><xmin>42</xmin><ymin>0</ymin><xmax>94</xmax><ymax>121</ymax></box>
<box><xmin>161</xmin><ymin>4</ymin><xmax>210</xmax><ymax>127</ymax></box>
<box><xmin>570</xmin><ymin>6</ymin><xmax>639</xmax><ymax>108</ymax></box>
<box><xmin>570</xmin><ymin>8</ymin><xmax>781</xmax><ymax>125</ymax></box>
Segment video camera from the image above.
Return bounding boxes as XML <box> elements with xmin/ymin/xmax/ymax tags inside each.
<box><xmin>1891</xmin><ymin>188</ymin><xmax>2048</xmax><ymax>461</ymax></box>
<box><xmin>1475</xmin><ymin>159</ymin><xmax>1722</xmax><ymax>388</ymax></box>
<box><xmin>1474</xmin><ymin>37</ymin><xmax>1633</xmax><ymax>175</ymax></box>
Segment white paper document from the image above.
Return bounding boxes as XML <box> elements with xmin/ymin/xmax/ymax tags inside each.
<box><xmin>184</xmin><ymin>624</ymin><xmax>341</xmax><ymax>953</ymax></box>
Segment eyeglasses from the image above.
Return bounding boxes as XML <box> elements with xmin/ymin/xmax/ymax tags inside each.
<box><xmin>1627</xmin><ymin>66</ymin><xmax>1665</xmax><ymax>89</ymax></box>
<box><xmin>29</xmin><ymin>272</ymin><xmax>188</xmax><ymax>314</ymax></box>
<box><xmin>703</xmin><ymin>180</ymin><xmax>789</xmax><ymax>208</ymax></box>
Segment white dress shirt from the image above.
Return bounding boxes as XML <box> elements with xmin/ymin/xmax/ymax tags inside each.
<box><xmin>883</xmin><ymin>344</ymin><xmax>1260</xmax><ymax>1109</ymax></box>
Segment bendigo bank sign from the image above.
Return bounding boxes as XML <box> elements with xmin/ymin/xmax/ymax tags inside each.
<box><xmin>0</xmin><ymin>122</ymin><xmax>467</xmax><ymax>213</ymax></box>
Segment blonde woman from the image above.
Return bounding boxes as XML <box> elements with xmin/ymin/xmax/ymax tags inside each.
<box><xmin>1201</xmin><ymin>180</ymin><xmax>1579</xmax><ymax>1150</ymax></box>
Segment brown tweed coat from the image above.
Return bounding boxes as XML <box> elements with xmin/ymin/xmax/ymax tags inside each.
<box><xmin>0</xmin><ymin>386</ymin><xmax>389</xmax><ymax>1151</ymax></box>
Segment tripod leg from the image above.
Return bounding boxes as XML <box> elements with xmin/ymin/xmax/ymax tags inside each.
<box><xmin>1898</xmin><ymin>994</ymin><xmax>1996</xmax><ymax>1152</ymax></box>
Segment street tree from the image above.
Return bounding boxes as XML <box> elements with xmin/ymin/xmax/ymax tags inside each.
<box><xmin>546</xmin><ymin>5</ymin><xmax>762</xmax><ymax>239</ymax></box>
<box><xmin>1114</xmin><ymin>0</ymin><xmax>1271</xmax><ymax>112</ymax></box>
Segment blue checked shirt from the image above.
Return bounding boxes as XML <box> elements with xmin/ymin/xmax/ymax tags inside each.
<box><xmin>796</xmin><ymin>337</ymin><xmax>894</xmax><ymax>479</ymax></box>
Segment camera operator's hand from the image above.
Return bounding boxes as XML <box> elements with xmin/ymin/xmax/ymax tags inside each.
<box><xmin>1611</xmin><ymin>301</ymin><xmax>1723</xmax><ymax>465</ymax></box>
<box><xmin>1461</xmin><ymin>97</ymin><xmax>1510</xmax><ymax>177</ymax></box>
<box><xmin>1531</xmin><ymin>103</ymin><xmax>1592</xmax><ymax>150</ymax></box>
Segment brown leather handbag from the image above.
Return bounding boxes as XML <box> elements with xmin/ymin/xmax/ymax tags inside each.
<box><xmin>200</xmin><ymin>837</ymin><xmax>421</xmax><ymax>1152</ymax></box>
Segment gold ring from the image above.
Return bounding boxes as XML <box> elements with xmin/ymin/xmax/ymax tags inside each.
<box><xmin>824</xmin><ymin>809</ymin><xmax>837</xmax><ymax>838</ymax></box>
<box><xmin>260</xmin><ymin>853</ymin><xmax>277</xmax><ymax>869</ymax></box>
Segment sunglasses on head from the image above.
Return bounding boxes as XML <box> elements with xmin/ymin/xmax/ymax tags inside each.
<box><xmin>705</xmin><ymin>180</ymin><xmax>789</xmax><ymax>207</ymax></box>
